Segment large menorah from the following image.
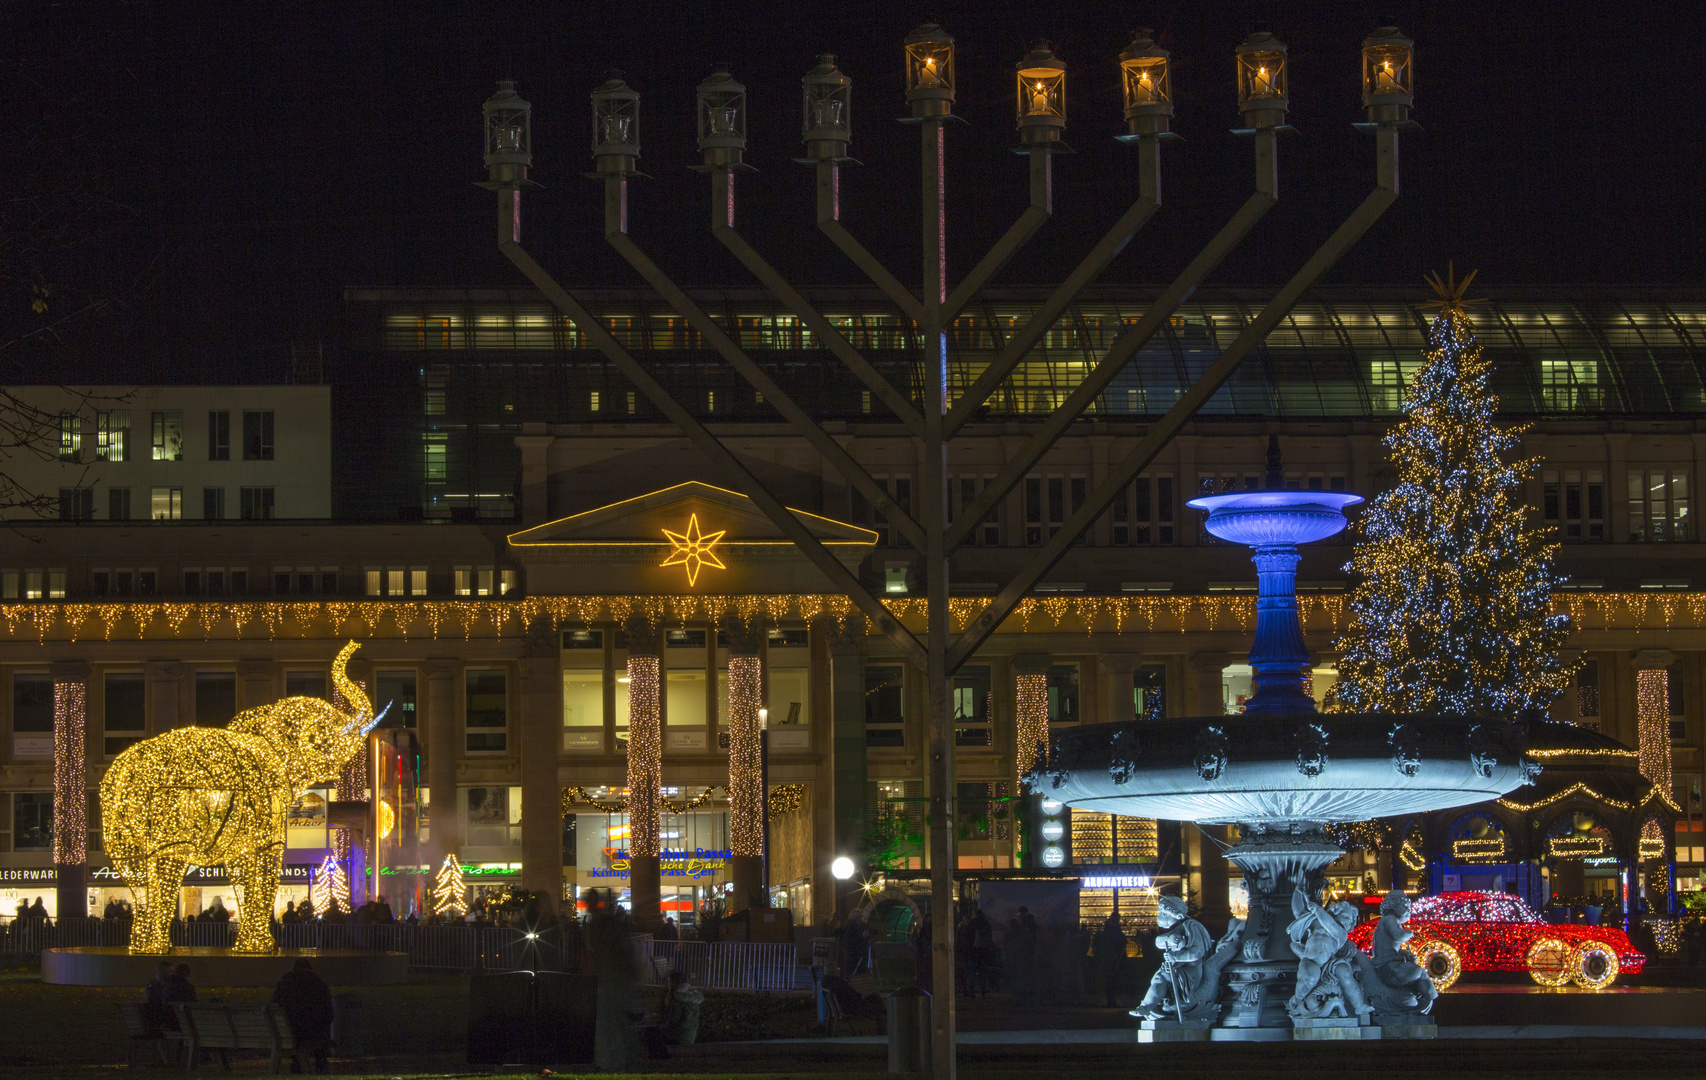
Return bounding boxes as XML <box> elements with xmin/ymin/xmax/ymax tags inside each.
<box><xmin>476</xmin><ymin>22</ymin><xmax>1412</xmax><ymax>1074</ymax></box>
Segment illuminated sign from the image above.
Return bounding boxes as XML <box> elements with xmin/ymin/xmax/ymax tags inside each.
<box><xmin>592</xmin><ymin>847</ymin><xmax>733</xmax><ymax>880</ymax></box>
<box><xmin>661</xmin><ymin>514</ymin><xmax>726</xmax><ymax>587</ymax></box>
<box><xmin>87</xmin><ymin>864</ymin><xmax>313</xmax><ymax>885</ymax></box>
<box><xmin>1452</xmin><ymin>838</ymin><xmax>1507</xmax><ymax>860</ymax></box>
<box><xmin>1080</xmin><ymin>874</ymin><xmax>1153</xmax><ymax>889</ymax></box>
<box><xmin>1549</xmin><ymin>835</ymin><xmax>1608</xmax><ymax>858</ymax></box>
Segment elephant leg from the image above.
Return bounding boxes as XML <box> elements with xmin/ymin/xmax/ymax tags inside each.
<box><xmin>133</xmin><ymin>856</ymin><xmax>187</xmax><ymax>955</ymax></box>
<box><xmin>230</xmin><ymin>854</ymin><xmax>281</xmax><ymax>955</ymax></box>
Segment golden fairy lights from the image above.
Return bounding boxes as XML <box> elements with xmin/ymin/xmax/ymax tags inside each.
<box><xmin>1498</xmin><ymin>780</ymin><xmax>1679</xmax><ymax>815</ymax></box>
<box><xmin>1015</xmin><ymin>672</ymin><xmax>1049</xmax><ymax>783</ymax></box>
<box><xmin>310</xmin><ymin>853</ymin><xmax>350</xmax><ymax>914</ymax></box>
<box><xmin>726</xmin><ymin>655</ymin><xmax>764</xmax><ymax>857</ymax></box>
<box><xmin>100</xmin><ymin>641</ymin><xmax>373</xmax><ymax>954</ymax></box>
<box><xmin>52</xmin><ymin>679</ymin><xmax>87</xmax><ymax>867</ymax></box>
<box><xmin>624</xmin><ymin>656</ymin><xmax>661</xmax><ymax>857</ymax></box>
<box><xmin>767</xmin><ymin>783</ymin><xmax>807</xmax><ymax>819</ymax></box>
<box><xmin>431</xmin><ymin>852</ymin><xmax>466</xmax><ymax>916</ymax></box>
<box><xmin>1636</xmin><ymin>667</ymin><xmax>1674</xmax><ymax>791</ymax></box>
<box><xmin>8</xmin><ymin>591</ymin><xmax>1706</xmax><ymax>645</ymax></box>
<box><xmin>1640</xmin><ymin>816</ymin><xmax>1668</xmax><ymax>861</ymax></box>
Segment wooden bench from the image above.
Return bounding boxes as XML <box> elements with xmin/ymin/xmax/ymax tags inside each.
<box><xmin>174</xmin><ymin>1003</ymin><xmax>298</xmax><ymax>1073</ymax></box>
<box><xmin>118</xmin><ymin>1002</ymin><xmax>184</xmax><ymax>1066</ymax></box>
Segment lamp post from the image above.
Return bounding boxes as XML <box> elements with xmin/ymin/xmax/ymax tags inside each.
<box><xmin>478</xmin><ymin>23</ymin><xmax>1411</xmax><ymax>1073</ymax></box>
<box><xmin>759</xmin><ymin>707</ymin><xmax>770</xmax><ymax>900</ymax></box>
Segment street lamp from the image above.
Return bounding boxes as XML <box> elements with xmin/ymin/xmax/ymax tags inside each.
<box><xmin>759</xmin><ymin>707</ymin><xmax>769</xmax><ymax>899</ymax></box>
<box><xmin>1235</xmin><ymin>30</ymin><xmax>1289</xmax><ymax>131</ymax></box>
<box><xmin>1014</xmin><ymin>41</ymin><xmax>1065</xmax><ymax>147</ymax></box>
<box><xmin>591</xmin><ymin>71</ymin><xmax>641</xmax><ymax>175</ymax></box>
<box><xmin>801</xmin><ymin>54</ymin><xmax>852</xmax><ymax>162</ymax></box>
<box><xmin>832</xmin><ymin>856</ymin><xmax>855</xmax><ymax>880</ymax></box>
<box><xmin>481</xmin><ymin>80</ymin><xmax>533</xmax><ymax>187</ymax></box>
<box><xmin>1118</xmin><ymin>29</ymin><xmax>1173</xmax><ymax>139</ymax></box>
<box><xmin>903</xmin><ymin>22</ymin><xmax>954</xmax><ymax>118</ymax></box>
<box><xmin>696</xmin><ymin>66</ymin><xmax>749</xmax><ymax>170</ymax></box>
<box><xmin>1361</xmin><ymin>26</ymin><xmax>1415</xmax><ymax>125</ymax></box>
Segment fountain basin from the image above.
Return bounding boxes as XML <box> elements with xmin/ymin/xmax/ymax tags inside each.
<box><xmin>1186</xmin><ymin>491</ymin><xmax>1364</xmax><ymax>547</ymax></box>
<box><xmin>1040</xmin><ymin>712</ymin><xmax>1531</xmax><ymax>825</ymax></box>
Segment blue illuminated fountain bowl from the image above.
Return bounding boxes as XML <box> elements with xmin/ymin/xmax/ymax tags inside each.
<box><xmin>1185</xmin><ymin>489</ymin><xmax>1365</xmax><ymax>546</ymax></box>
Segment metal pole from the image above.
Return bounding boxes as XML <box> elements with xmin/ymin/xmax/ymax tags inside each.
<box><xmin>761</xmin><ymin>722</ymin><xmax>770</xmax><ymax>898</ymax></box>
<box><xmin>921</xmin><ymin>114</ymin><xmax>957</xmax><ymax>1080</ymax></box>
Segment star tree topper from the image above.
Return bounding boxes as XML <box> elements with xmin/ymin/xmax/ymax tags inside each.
<box><xmin>661</xmin><ymin>513</ymin><xmax>726</xmax><ymax>587</ymax></box>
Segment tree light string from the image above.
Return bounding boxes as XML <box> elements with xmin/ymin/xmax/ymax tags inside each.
<box><xmin>431</xmin><ymin>852</ymin><xmax>466</xmax><ymax>916</ymax></box>
<box><xmin>624</xmin><ymin>656</ymin><xmax>661</xmax><ymax>857</ymax></box>
<box><xmin>52</xmin><ymin>680</ymin><xmax>87</xmax><ymax>869</ymax></box>
<box><xmin>726</xmin><ymin>655</ymin><xmax>764</xmax><ymax>857</ymax></box>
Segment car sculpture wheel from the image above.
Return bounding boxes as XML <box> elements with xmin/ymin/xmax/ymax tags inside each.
<box><xmin>1349</xmin><ymin>891</ymin><xmax>1645</xmax><ymax>991</ymax></box>
<box><xmin>1413</xmin><ymin>938</ymin><xmax>1463</xmax><ymax>991</ymax></box>
<box><xmin>1524</xmin><ymin>937</ymin><xmax>1574</xmax><ymax>987</ymax></box>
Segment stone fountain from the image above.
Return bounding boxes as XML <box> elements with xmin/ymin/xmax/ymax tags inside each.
<box><xmin>1037</xmin><ymin>440</ymin><xmax>1534</xmax><ymax>1040</ymax></box>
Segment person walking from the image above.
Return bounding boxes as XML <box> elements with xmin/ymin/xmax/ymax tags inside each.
<box><xmin>1093</xmin><ymin>914</ymin><xmax>1127</xmax><ymax>1008</ymax></box>
<box><xmin>144</xmin><ymin>961</ymin><xmax>175</xmax><ymax>1033</ymax></box>
<box><xmin>272</xmin><ymin>958</ymin><xmax>334</xmax><ymax>1073</ymax></box>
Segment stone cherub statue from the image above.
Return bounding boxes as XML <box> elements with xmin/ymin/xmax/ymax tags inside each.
<box><xmin>1133</xmin><ymin>895</ymin><xmax>1242</xmax><ymax>1022</ymax></box>
<box><xmin>1286</xmin><ymin>885</ymin><xmax>1371</xmax><ymax>1020</ymax></box>
<box><xmin>1351</xmin><ymin>889</ymin><xmax>1437</xmax><ymax>1018</ymax></box>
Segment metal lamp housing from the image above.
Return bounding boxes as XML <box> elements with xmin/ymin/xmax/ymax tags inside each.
<box><xmin>1119</xmin><ymin>30</ymin><xmax>1172</xmax><ymax>137</ymax></box>
<box><xmin>801</xmin><ymin>54</ymin><xmax>852</xmax><ymax>160</ymax></box>
<box><xmin>696</xmin><ymin>67</ymin><xmax>748</xmax><ymax>169</ymax></box>
<box><xmin>1362</xmin><ymin>26</ymin><xmax>1415</xmax><ymax>124</ymax></box>
<box><xmin>904</xmin><ymin>23</ymin><xmax>955</xmax><ymax>118</ymax></box>
<box><xmin>1235</xmin><ymin>31</ymin><xmax>1289</xmax><ymax>130</ymax></box>
<box><xmin>1014</xmin><ymin>41</ymin><xmax>1066</xmax><ymax>145</ymax></box>
<box><xmin>482</xmin><ymin>79</ymin><xmax>533</xmax><ymax>186</ymax></box>
<box><xmin>591</xmin><ymin>73</ymin><xmax>641</xmax><ymax>175</ymax></box>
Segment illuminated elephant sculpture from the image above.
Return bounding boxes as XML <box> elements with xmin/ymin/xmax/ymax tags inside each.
<box><xmin>102</xmin><ymin>641</ymin><xmax>379</xmax><ymax>954</ymax></box>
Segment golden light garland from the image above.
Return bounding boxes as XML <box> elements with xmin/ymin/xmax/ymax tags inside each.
<box><xmin>52</xmin><ymin>679</ymin><xmax>87</xmax><ymax>868</ymax></box>
<box><xmin>1640</xmin><ymin>816</ymin><xmax>1667</xmax><ymax>861</ymax></box>
<box><xmin>1399</xmin><ymin>839</ymin><xmax>1427</xmax><ymax>872</ymax></box>
<box><xmin>1498</xmin><ymin>780</ymin><xmax>1681</xmax><ymax>815</ymax></box>
<box><xmin>726</xmin><ymin>655</ymin><xmax>764</xmax><ymax>857</ymax></box>
<box><xmin>8</xmin><ymin>591</ymin><xmax>1706</xmax><ymax>644</ymax></box>
<box><xmin>768</xmin><ymin>783</ymin><xmax>807</xmax><ymax>819</ymax></box>
<box><xmin>1452</xmin><ymin>837</ymin><xmax>1506</xmax><ymax>860</ymax></box>
<box><xmin>431</xmin><ymin>852</ymin><xmax>466</xmax><ymax>916</ymax></box>
<box><xmin>100</xmin><ymin>641</ymin><xmax>373</xmax><ymax>954</ymax></box>
<box><xmin>1015</xmin><ymin>672</ymin><xmax>1049</xmax><ymax>784</ymax></box>
<box><xmin>560</xmin><ymin>785</ymin><xmax>726</xmax><ymax>817</ymax></box>
<box><xmin>1526</xmin><ymin>747</ymin><xmax>1638</xmax><ymax>760</ymax></box>
<box><xmin>1549</xmin><ymin>835</ymin><xmax>1607</xmax><ymax>858</ymax></box>
<box><xmin>624</xmin><ymin>656</ymin><xmax>661</xmax><ymax>857</ymax></box>
<box><xmin>1636</xmin><ymin>667</ymin><xmax>1673</xmax><ymax>791</ymax></box>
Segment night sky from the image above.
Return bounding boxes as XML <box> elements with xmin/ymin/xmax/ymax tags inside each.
<box><xmin>4</xmin><ymin>1</ymin><xmax>1702</xmax><ymax>384</ymax></box>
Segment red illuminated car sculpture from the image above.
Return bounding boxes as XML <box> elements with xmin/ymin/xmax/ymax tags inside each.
<box><xmin>1348</xmin><ymin>891</ymin><xmax>1644</xmax><ymax>990</ymax></box>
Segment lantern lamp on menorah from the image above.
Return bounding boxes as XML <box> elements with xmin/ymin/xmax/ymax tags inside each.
<box><xmin>1234</xmin><ymin>31</ymin><xmax>1291</xmax><ymax>134</ymax></box>
<box><xmin>591</xmin><ymin>72</ymin><xmax>642</xmax><ymax>176</ymax></box>
<box><xmin>800</xmin><ymin>54</ymin><xmax>853</xmax><ymax>163</ymax></box>
<box><xmin>903</xmin><ymin>22</ymin><xmax>954</xmax><ymax>117</ymax></box>
<box><xmin>1118</xmin><ymin>30</ymin><xmax>1174</xmax><ymax>141</ymax></box>
<box><xmin>1015</xmin><ymin>41</ymin><xmax>1066</xmax><ymax>148</ymax></box>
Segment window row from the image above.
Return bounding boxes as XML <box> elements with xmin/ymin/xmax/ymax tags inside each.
<box><xmin>57</xmin><ymin>485</ymin><xmax>275</xmax><ymax>522</ymax></box>
<box><xmin>0</xmin><ymin>564</ymin><xmax>523</xmax><ymax>599</ymax></box>
<box><xmin>59</xmin><ymin>410</ymin><xmax>275</xmax><ymax>464</ymax></box>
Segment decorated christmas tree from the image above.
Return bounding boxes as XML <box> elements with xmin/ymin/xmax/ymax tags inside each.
<box><xmin>310</xmin><ymin>853</ymin><xmax>350</xmax><ymax>915</ymax></box>
<box><xmin>431</xmin><ymin>853</ymin><xmax>466</xmax><ymax>916</ymax></box>
<box><xmin>1335</xmin><ymin>267</ymin><xmax>1572</xmax><ymax>718</ymax></box>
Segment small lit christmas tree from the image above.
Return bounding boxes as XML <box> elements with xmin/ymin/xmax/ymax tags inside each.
<box><xmin>310</xmin><ymin>853</ymin><xmax>350</xmax><ymax>915</ymax></box>
<box><xmin>431</xmin><ymin>853</ymin><xmax>466</xmax><ymax>916</ymax></box>
<box><xmin>1335</xmin><ymin>266</ymin><xmax>1572</xmax><ymax>718</ymax></box>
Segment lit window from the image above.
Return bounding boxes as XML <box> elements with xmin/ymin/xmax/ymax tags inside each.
<box><xmin>151</xmin><ymin>487</ymin><xmax>183</xmax><ymax>521</ymax></box>
<box><xmin>455</xmin><ymin>566</ymin><xmax>472</xmax><ymax>596</ymax></box>
<box><xmin>590</xmin><ymin>390</ymin><xmax>601</xmax><ymax>413</ymax></box>
<box><xmin>1628</xmin><ymin>469</ymin><xmax>1689</xmax><ymax>542</ymax></box>
<box><xmin>884</xmin><ymin>563</ymin><xmax>908</xmax><ymax>594</ymax></box>
<box><xmin>410</xmin><ymin>567</ymin><xmax>428</xmax><ymax>595</ymax></box>
<box><xmin>365</xmin><ymin>568</ymin><xmax>382</xmax><ymax>596</ymax></box>
<box><xmin>151</xmin><ymin>411</ymin><xmax>183</xmax><ymax>461</ymax></box>
<box><xmin>58</xmin><ymin>413</ymin><xmax>82</xmax><ymax>461</ymax></box>
<box><xmin>96</xmin><ymin>411</ymin><xmax>130</xmax><ymax>461</ymax></box>
<box><xmin>387</xmin><ymin>567</ymin><xmax>405</xmax><ymax>595</ymax></box>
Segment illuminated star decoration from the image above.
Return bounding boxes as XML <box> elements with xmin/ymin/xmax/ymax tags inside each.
<box><xmin>1420</xmin><ymin>261</ymin><xmax>1488</xmax><ymax>317</ymax></box>
<box><xmin>661</xmin><ymin>513</ymin><xmax>726</xmax><ymax>587</ymax></box>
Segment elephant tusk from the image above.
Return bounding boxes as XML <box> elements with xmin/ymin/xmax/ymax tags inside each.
<box><xmin>361</xmin><ymin>701</ymin><xmax>392</xmax><ymax>735</ymax></box>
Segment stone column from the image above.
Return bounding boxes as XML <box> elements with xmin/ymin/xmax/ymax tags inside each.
<box><xmin>1607</xmin><ymin>433</ymin><xmax>1630</xmax><ymax>543</ymax></box>
<box><xmin>825</xmin><ymin>616</ymin><xmax>867</xmax><ymax>918</ymax></box>
<box><xmin>1012</xmin><ymin>653</ymin><xmax>1051</xmax><ymax>870</ymax></box>
<box><xmin>516</xmin><ymin>429</ymin><xmax>554</xmax><ymax>527</ymax></box>
<box><xmin>520</xmin><ymin>621</ymin><xmax>564</xmax><ymax>914</ymax></box>
<box><xmin>145</xmin><ymin>661</ymin><xmax>185</xmax><ymax>734</ymax></box>
<box><xmin>723</xmin><ymin>615</ymin><xmax>766</xmax><ymax>911</ymax></box>
<box><xmin>1100</xmin><ymin>654</ymin><xmax>1139</xmax><ymax>726</ymax></box>
<box><xmin>624</xmin><ymin>617</ymin><xmax>664</xmax><ymax>930</ymax></box>
<box><xmin>238</xmin><ymin>659</ymin><xmax>276</xmax><ymax>711</ymax></box>
<box><xmin>51</xmin><ymin>660</ymin><xmax>90</xmax><ymax>920</ymax></box>
<box><xmin>423</xmin><ymin>661</ymin><xmax>459</xmax><ymax>867</ymax></box>
<box><xmin>1187</xmin><ymin>652</ymin><xmax>1231</xmax><ymax>718</ymax></box>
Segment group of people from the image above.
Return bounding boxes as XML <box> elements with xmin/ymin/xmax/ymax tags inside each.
<box><xmin>279</xmin><ymin>895</ymin><xmax>398</xmax><ymax>925</ymax></box>
<box><xmin>141</xmin><ymin>958</ymin><xmax>335</xmax><ymax>1074</ymax></box>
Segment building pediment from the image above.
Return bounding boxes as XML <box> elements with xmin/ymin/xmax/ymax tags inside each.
<box><xmin>508</xmin><ymin>482</ymin><xmax>875</xmax><ymax>596</ymax></box>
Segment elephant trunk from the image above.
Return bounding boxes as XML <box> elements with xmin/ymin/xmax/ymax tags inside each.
<box><xmin>330</xmin><ymin>640</ymin><xmax>374</xmax><ymax>732</ymax></box>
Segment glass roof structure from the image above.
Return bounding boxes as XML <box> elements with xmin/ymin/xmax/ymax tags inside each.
<box><xmin>347</xmin><ymin>285</ymin><xmax>1706</xmax><ymax>420</ymax></box>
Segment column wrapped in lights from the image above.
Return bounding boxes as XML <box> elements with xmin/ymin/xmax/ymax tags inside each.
<box><xmin>1634</xmin><ymin>651</ymin><xmax>1676</xmax><ymax>791</ymax></box>
<box><xmin>722</xmin><ymin>614</ymin><xmax>765</xmax><ymax>908</ymax></box>
<box><xmin>625</xmin><ymin>655</ymin><xmax>662</xmax><ymax>857</ymax></box>
<box><xmin>52</xmin><ymin>663</ymin><xmax>90</xmax><ymax>919</ymax></box>
<box><xmin>1015</xmin><ymin>672</ymin><xmax>1049</xmax><ymax>782</ymax></box>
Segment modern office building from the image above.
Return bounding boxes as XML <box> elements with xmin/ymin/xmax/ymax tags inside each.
<box><xmin>2</xmin><ymin>285</ymin><xmax>1704</xmax><ymax>935</ymax></box>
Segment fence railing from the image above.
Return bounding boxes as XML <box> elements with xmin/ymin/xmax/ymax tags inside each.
<box><xmin>3</xmin><ymin>918</ymin><xmax>804</xmax><ymax>990</ymax></box>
